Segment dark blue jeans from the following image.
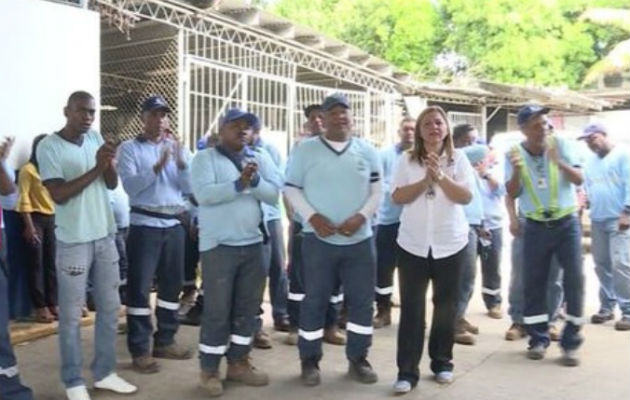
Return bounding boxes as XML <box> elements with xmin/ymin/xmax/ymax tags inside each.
<box><xmin>287</xmin><ymin>222</ymin><xmax>340</xmax><ymax>329</ymax></box>
<box><xmin>479</xmin><ymin>227</ymin><xmax>503</xmax><ymax>309</ymax></box>
<box><xmin>375</xmin><ymin>223</ymin><xmax>400</xmax><ymax>307</ymax></box>
<box><xmin>262</xmin><ymin>219</ymin><xmax>289</xmax><ymax>323</ymax></box>
<box><xmin>0</xmin><ymin>258</ymin><xmax>33</xmax><ymax>400</ymax></box>
<box><xmin>199</xmin><ymin>244</ymin><xmax>266</xmax><ymax>372</ymax></box>
<box><xmin>126</xmin><ymin>225</ymin><xmax>185</xmax><ymax>357</ymax></box>
<box><xmin>298</xmin><ymin>235</ymin><xmax>375</xmax><ymax>362</ymax></box>
<box><xmin>523</xmin><ymin>215</ymin><xmax>584</xmax><ymax>351</ymax></box>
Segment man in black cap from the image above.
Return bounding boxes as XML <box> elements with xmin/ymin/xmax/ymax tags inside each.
<box><xmin>505</xmin><ymin>104</ymin><xmax>585</xmax><ymax>366</ymax></box>
<box><xmin>116</xmin><ymin>95</ymin><xmax>193</xmax><ymax>374</ymax></box>
<box><xmin>285</xmin><ymin>93</ymin><xmax>382</xmax><ymax>386</ymax></box>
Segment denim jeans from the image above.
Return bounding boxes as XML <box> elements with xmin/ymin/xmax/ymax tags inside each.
<box><xmin>522</xmin><ymin>215</ymin><xmax>584</xmax><ymax>351</ymax></box>
<box><xmin>114</xmin><ymin>227</ymin><xmax>128</xmax><ymax>305</ymax></box>
<box><xmin>591</xmin><ymin>218</ymin><xmax>630</xmax><ymax>317</ymax></box>
<box><xmin>56</xmin><ymin>236</ymin><xmax>121</xmax><ymax>388</ymax></box>
<box><xmin>126</xmin><ymin>225</ymin><xmax>185</xmax><ymax>357</ymax></box>
<box><xmin>396</xmin><ymin>246</ymin><xmax>465</xmax><ymax>386</ymax></box>
<box><xmin>199</xmin><ymin>244</ymin><xmax>266</xmax><ymax>372</ymax></box>
<box><xmin>375</xmin><ymin>223</ymin><xmax>400</xmax><ymax>307</ymax></box>
<box><xmin>0</xmin><ymin>257</ymin><xmax>33</xmax><ymax>400</ymax></box>
<box><xmin>263</xmin><ymin>219</ymin><xmax>289</xmax><ymax>323</ymax></box>
<box><xmin>456</xmin><ymin>227</ymin><xmax>479</xmax><ymax>318</ymax></box>
<box><xmin>508</xmin><ymin>220</ymin><xmax>564</xmax><ymax>324</ymax></box>
<box><xmin>298</xmin><ymin>235</ymin><xmax>375</xmax><ymax>362</ymax></box>
<box><xmin>287</xmin><ymin>222</ymin><xmax>340</xmax><ymax>329</ymax></box>
<box><xmin>479</xmin><ymin>227</ymin><xmax>502</xmax><ymax>309</ymax></box>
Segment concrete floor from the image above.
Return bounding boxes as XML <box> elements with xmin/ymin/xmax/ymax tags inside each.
<box><xmin>13</xmin><ymin>253</ymin><xmax>630</xmax><ymax>400</ymax></box>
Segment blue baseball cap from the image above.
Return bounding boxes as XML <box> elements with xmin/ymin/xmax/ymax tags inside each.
<box><xmin>321</xmin><ymin>93</ymin><xmax>350</xmax><ymax>111</ymax></box>
<box><xmin>220</xmin><ymin>108</ymin><xmax>257</xmax><ymax>128</ymax></box>
<box><xmin>462</xmin><ymin>144</ymin><xmax>490</xmax><ymax>165</ymax></box>
<box><xmin>517</xmin><ymin>104</ymin><xmax>550</xmax><ymax>126</ymax></box>
<box><xmin>142</xmin><ymin>95</ymin><xmax>170</xmax><ymax>113</ymax></box>
<box><xmin>579</xmin><ymin>122</ymin><xmax>607</xmax><ymax>140</ymax></box>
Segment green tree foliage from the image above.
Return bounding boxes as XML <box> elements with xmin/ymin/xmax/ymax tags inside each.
<box><xmin>268</xmin><ymin>0</ymin><xmax>629</xmax><ymax>88</ymax></box>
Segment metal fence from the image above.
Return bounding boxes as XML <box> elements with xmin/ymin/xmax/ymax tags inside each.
<box><xmin>100</xmin><ymin>20</ymin><xmax>400</xmax><ymax>151</ymax></box>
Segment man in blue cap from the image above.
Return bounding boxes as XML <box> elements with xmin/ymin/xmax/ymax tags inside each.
<box><xmin>580</xmin><ymin>122</ymin><xmax>630</xmax><ymax>331</ymax></box>
<box><xmin>116</xmin><ymin>95</ymin><xmax>193</xmax><ymax>374</ymax></box>
<box><xmin>285</xmin><ymin>93</ymin><xmax>382</xmax><ymax>386</ymax></box>
<box><xmin>505</xmin><ymin>104</ymin><xmax>585</xmax><ymax>366</ymax></box>
<box><xmin>191</xmin><ymin>107</ymin><xmax>282</xmax><ymax>396</ymax></box>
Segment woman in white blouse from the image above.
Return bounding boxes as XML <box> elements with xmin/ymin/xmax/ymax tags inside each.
<box><xmin>390</xmin><ymin>106</ymin><xmax>474</xmax><ymax>394</ymax></box>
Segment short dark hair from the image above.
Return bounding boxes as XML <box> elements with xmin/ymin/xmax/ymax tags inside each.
<box><xmin>453</xmin><ymin>123</ymin><xmax>476</xmax><ymax>142</ymax></box>
<box><xmin>304</xmin><ymin>104</ymin><xmax>322</xmax><ymax>118</ymax></box>
<box><xmin>399</xmin><ymin>116</ymin><xmax>415</xmax><ymax>126</ymax></box>
<box><xmin>67</xmin><ymin>91</ymin><xmax>94</xmax><ymax>107</ymax></box>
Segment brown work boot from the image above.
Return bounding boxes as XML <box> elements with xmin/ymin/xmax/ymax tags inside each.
<box><xmin>373</xmin><ymin>304</ymin><xmax>392</xmax><ymax>329</ymax></box>
<box><xmin>132</xmin><ymin>354</ymin><xmax>160</xmax><ymax>374</ymax></box>
<box><xmin>199</xmin><ymin>371</ymin><xmax>223</xmax><ymax>397</ymax></box>
<box><xmin>615</xmin><ymin>317</ymin><xmax>630</xmax><ymax>331</ymax></box>
<box><xmin>324</xmin><ymin>325</ymin><xmax>346</xmax><ymax>345</ymax></box>
<box><xmin>226</xmin><ymin>357</ymin><xmax>269</xmax><ymax>386</ymax></box>
<box><xmin>459</xmin><ymin>318</ymin><xmax>479</xmax><ymax>335</ymax></box>
<box><xmin>284</xmin><ymin>327</ymin><xmax>298</xmax><ymax>346</ymax></box>
<box><xmin>253</xmin><ymin>330</ymin><xmax>273</xmax><ymax>349</ymax></box>
<box><xmin>505</xmin><ymin>323</ymin><xmax>527</xmax><ymax>341</ymax></box>
<box><xmin>152</xmin><ymin>342</ymin><xmax>194</xmax><ymax>360</ymax></box>
<box><xmin>487</xmin><ymin>305</ymin><xmax>503</xmax><ymax>319</ymax></box>
<box><xmin>454</xmin><ymin>320</ymin><xmax>475</xmax><ymax>345</ymax></box>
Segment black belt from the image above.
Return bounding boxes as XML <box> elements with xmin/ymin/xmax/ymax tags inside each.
<box><xmin>130</xmin><ymin>206</ymin><xmax>183</xmax><ymax>221</ymax></box>
<box><xmin>525</xmin><ymin>214</ymin><xmax>574</xmax><ymax>228</ymax></box>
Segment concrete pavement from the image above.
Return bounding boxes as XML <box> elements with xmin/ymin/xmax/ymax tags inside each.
<box><xmin>12</xmin><ymin>256</ymin><xmax>630</xmax><ymax>400</ymax></box>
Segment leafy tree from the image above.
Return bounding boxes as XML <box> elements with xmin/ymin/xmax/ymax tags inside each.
<box><xmin>267</xmin><ymin>0</ymin><xmax>630</xmax><ymax>88</ymax></box>
<box><xmin>579</xmin><ymin>8</ymin><xmax>630</xmax><ymax>84</ymax></box>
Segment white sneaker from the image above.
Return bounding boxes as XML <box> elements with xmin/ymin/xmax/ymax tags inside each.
<box><xmin>66</xmin><ymin>385</ymin><xmax>91</xmax><ymax>400</ymax></box>
<box><xmin>393</xmin><ymin>379</ymin><xmax>412</xmax><ymax>395</ymax></box>
<box><xmin>435</xmin><ymin>371</ymin><xmax>453</xmax><ymax>384</ymax></box>
<box><xmin>94</xmin><ymin>373</ymin><xmax>137</xmax><ymax>394</ymax></box>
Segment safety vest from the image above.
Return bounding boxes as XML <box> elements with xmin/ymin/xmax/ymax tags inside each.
<box><xmin>513</xmin><ymin>144</ymin><xmax>576</xmax><ymax>222</ymax></box>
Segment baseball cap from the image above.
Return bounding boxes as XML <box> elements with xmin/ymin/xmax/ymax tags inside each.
<box><xmin>579</xmin><ymin>122</ymin><xmax>607</xmax><ymax>140</ymax></box>
<box><xmin>321</xmin><ymin>93</ymin><xmax>350</xmax><ymax>111</ymax></box>
<box><xmin>517</xmin><ymin>104</ymin><xmax>550</xmax><ymax>126</ymax></box>
<box><xmin>141</xmin><ymin>95</ymin><xmax>170</xmax><ymax>113</ymax></box>
<box><xmin>220</xmin><ymin>108</ymin><xmax>257</xmax><ymax>128</ymax></box>
<box><xmin>462</xmin><ymin>144</ymin><xmax>490</xmax><ymax>165</ymax></box>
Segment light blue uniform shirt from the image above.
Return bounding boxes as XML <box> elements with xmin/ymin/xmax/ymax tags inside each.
<box><xmin>584</xmin><ymin>146</ymin><xmax>630</xmax><ymax>221</ymax></box>
<box><xmin>191</xmin><ymin>145</ymin><xmax>282</xmax><ymax>252</ymax></box>
<box><xmin>116</xmin><ymin>136</ymin><xmax>192</xmax><ymax>228</ymax></box>
<box><xmin>504</xmin><ymin>136</ymin><xmax>580</xmax><ymax>217</ymax></box>
<box><xmin>37</xmin><ymin>130</ymin><xmax>116</xmax><ymax>243</ymax></box>
<box><xmin>376</xmin><ymin>144</ymin><xmax>404</xmax><ymax>226</ymax></box>
<box><xmin>253</xmin><ymin>138</ymin><xmax>284</xmax><ymax>222</ymax></box>
<box><xmin>109</xmin><ymin>183</ymin><xmax>130</xmax><ymax>230</ymax></box>
<box><xmin>464</xmin><ymin>174</ymin><xmax>484</xmax><ymax>226</ymax></box>
<box><xmin>480</xmin><ymin>163</ymin><xmax>506</xmax><ymax>230</ymax></box>
<box><xmin>285</xmin><ymin>136</ymin><xmax>381</xmax><ymax>246</ymax></box>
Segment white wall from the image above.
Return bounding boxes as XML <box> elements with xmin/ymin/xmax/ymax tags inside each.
<box><xmin>0</xmin><ymin>0</ymin><xmax>100</xmax><ymax>170</ymax></box>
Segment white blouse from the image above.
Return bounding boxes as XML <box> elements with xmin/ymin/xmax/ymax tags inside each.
<box><xmin>393</xmin><ymin>149</ymin><xmax>474</xmax><ymax>259</ymax></box>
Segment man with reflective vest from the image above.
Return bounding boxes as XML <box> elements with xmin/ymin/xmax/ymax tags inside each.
<box><xmin>505</xmin><ymin>104</ymin><xmax>585</xmax><ymax>367</ymax></box>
